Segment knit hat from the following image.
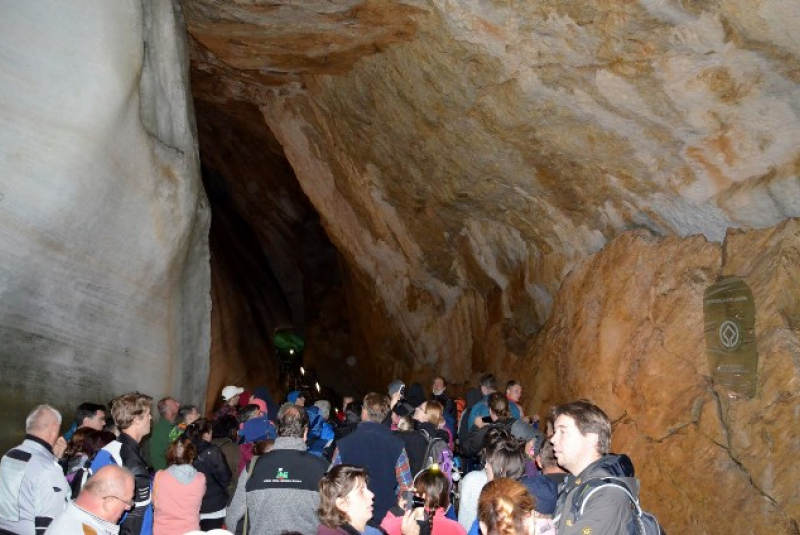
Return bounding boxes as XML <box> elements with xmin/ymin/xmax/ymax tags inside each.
<box><xmin>392</xmin><ymin>402</ymin><xmax>415</xmax><ymax>418</ymax></box>
<box><xmin>405</xmin><ymin>382</ymin><xmax>426</xmax><ymax>408</ymax></box>
<box><xmin>388</xmin><ymin>380</ymin><xmax>405</xmax><ymax>397</ymax></box>
<box><xmin>221</xmin><ymin>385</ymin><xmax>244</xmax><ymax>401</ymax></box>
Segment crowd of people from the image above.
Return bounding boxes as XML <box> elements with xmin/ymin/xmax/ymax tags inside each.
<box><xmin>0</xmin><ymin>373</ymin><xmax>653</xmax><ymax>535</ymax></box>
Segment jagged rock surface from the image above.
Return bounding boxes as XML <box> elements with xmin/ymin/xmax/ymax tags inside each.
<box><xmin>516</xmin><ymin>221</ymin><xmax>800</xmax><ymax>533</ymax></box>
<box><xmin>184</xmin><ymin>2</ymin><xmax>800</xmax><ymax>531</ymax></box>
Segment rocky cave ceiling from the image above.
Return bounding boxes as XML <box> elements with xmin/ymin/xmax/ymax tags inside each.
<box><xmin>183</xmin><ymin>0</ymin><xmax>800</xmax><ymax>388</ymax></box>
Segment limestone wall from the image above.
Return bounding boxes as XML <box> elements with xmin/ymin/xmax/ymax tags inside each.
<box><xmin>0</xmin><ymin>1</ymin><xmax>209</xmax><ymax>448</ymax></box>
<box><xmin>516</xmin><ymin>220</ymin><xmax>800</xmax><ymax>534</ymax></box>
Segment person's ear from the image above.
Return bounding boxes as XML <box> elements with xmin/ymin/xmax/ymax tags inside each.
<box><xmin>335</xmin><ymin>496</ymin><xmax>348</xmax><ymax>512</ymax></box>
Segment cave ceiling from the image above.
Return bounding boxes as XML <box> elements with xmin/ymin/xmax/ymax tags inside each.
<box><xmin>183</xmin><ymin>0</ymin><xmax>800</xmax><ymax>382</ymax></box>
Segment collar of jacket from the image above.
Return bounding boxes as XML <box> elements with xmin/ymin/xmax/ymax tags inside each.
<box><xmin>273</xmin><ymin>436</ymin><xmax>307</xmax><ymax>451</ymax></box>
<box><xmin>24</xmin><ymin>434</ymin><xmax>54</xmax><ymax>454</ymax></box>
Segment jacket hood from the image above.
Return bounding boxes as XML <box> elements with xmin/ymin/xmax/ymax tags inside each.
<box><xmin>579</xmin><ymin>453</ymin><xmax>639</xmax><ymax>495</ymax></box>
<box><xmin>587</xmin><ymin>453</ymin><xmax>635</xmax><ymax>478</ymax></box>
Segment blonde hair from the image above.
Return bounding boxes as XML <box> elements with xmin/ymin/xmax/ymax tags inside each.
<box><xmin>478</xmin><ymin>478</ymin><xmax>536</xmax><ymax>535</ymax></box>
<box><xmin>424</xmin><ymin>401</ymin><xmax>444</xmax><ymax>427</ymax></box>
<box><xmin>111</xmin><ymin>393</ymin><xmax>152</xmax><ymax>431</ymax></box>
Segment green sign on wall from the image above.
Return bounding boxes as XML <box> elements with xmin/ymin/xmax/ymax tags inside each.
<box><xmin>703</xmin><ymin>276</ymin><xmax>758</xmax><ymax>399</ymax></box>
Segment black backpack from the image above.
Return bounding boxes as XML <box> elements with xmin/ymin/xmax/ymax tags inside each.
<box><xmin>571</xmin><ymin>477</ymin><xmax>665</xmax><ymax>535</ymax></box>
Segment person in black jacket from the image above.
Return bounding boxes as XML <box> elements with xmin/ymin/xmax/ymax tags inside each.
<box><xmin>184</xmin><ymin>418</ymin><xmax>232</xmax><ymax>531</ymax></box>
<box><xmin>89</xmin><ymin>392</ymin><xmax>154</xmax><ymax>535</ymax></box>
<box><xmin>460</xmin><ymin>393</ymin><xmax>516</xmax><ymax>459</ymax></box>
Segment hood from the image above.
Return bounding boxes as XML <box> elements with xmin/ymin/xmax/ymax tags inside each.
<box><xmin>579</xmin><ymin>453</ymin><xmax>639</xmax><ymax>495</ymax></box>
<box><xmin>587</xmin><ymin>453</ymin><xmax>635</xmax><ymax>478</ymax></box>
<box><xmin>464</xmin><ymin>387</ymin><xmax>482</xmax><ymax>410</ymax></box>
<box><xmin>167</xmin><ymin>464</ymin><xmax>199</xmax><ymax>484</ymax></box>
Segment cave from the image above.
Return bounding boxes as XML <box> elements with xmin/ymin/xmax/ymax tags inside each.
<box><xmin>2</xmin><ymin>2</ymin><xmax>800</xmax><ymax>533</ymax></box>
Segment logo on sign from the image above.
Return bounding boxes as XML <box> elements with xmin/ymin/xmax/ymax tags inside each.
<box><xmin>718</xmin><ymin>320</ymin><xmax>741</xmax><ymax>350</ymax></box>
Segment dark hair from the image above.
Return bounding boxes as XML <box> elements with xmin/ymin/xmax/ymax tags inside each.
<box><xmin>482</xmin><ymin>427</ymin><xmax>513</xmax><ymax>453</ymax></box>
<box><xmin>83</xmin><ymin>430</ymin><xmax>117</xmax><ymax>458</ymax></box>
<box><xmin>484</xmin><ymin>435</ymin><xmax>526</xmax><ymax>480</ymax></box>
<box><xmin>212</xmin><ymin>414</ymin><xmax>238</xmax><ymax>440</ymax></box>
<box><xmin>318</xmin><ymin>465</ymin><xmax>369</xmax><ymax>528</ymax></box>
<box><xmin>344</xmin><ymin>402</ymin><xmax>363</xmax><ymax>425</ymax></box>
<box><xmin>64</xmin><ymin>427</ymin><xmax>92</xmax><ymax>459</ymax></box>
<box><xmin>239</xmin><ymin>404</ymin><xmax>260</xmax><ymax>423</ymax></box>
<box><xmin>183</xmin><ymin>418</ymin><xmax>213</xmax><ymax>445</ymax></box>
<box><xmin>277</xmin><ymin>405</ymin><xmax>308</xmax><ymax>438</ymax></box>
<box><xmin>479</xmin><ymin>374</ymin><xmax>497</xmax><ymax>391</ymax></box>
<box><xmin>505</xmin><ymin>380</ymin><xmax>521</xmax><ymax>391</ymax></box>
<box><xmin>74</xmin><ymin>403</ymin><xmax>106</xmax><ymax>426</ymax></box>
<box><xmin>538</xmin><ymin>439</ymin><xmax>559</xmax><ymax>469</ymax></box>
<box><xmin>363</xmin><ymin>393</ymin><xmax>390</xmax><ymax>423</ymax></box>
<box><xmin>415</xmin><ymin>467</ymin><xmax>450</xmax><ymax>510</ymax></box>
<box><xmin>551</xmin><ymin>399</ymin><xmax>611</xmax><ymax>454</ymax></box>
<box><xmin>166</xmin><ymin>439</ymin><xmax>197</xmax><ymax>466</ymax></box>
<box><xmin>253</xmin><ymin>439</ymin><xmax>274</xmax><ymax>456</ymax></box>
<box><xmin>488</xmin><ymin>393</ymin><xmax>510</xmax><ymax>420</ymax></box>
<box><xmin>478</xmin><ymin>478</ymin><xmax>535</xmax><ymax>535</ymax></box>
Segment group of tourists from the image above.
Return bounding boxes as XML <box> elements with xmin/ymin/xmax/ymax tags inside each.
<box><xmin>0</xmin><ymin>373</ymin><xmax>655</xmax><ymax>535</ymax></box>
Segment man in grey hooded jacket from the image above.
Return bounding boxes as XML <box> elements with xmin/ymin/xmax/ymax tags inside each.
<box><xmin>551</xmin><ymin>400</ymin><xmax>639</xmax><ymax>535</ymax></box>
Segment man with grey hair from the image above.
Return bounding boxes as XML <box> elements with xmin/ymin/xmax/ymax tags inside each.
<box><xmin>0</xmin><ymin>405</ymin><xmax>70</xmax><ymax>535</ymax></box>
<box><xmin>226</xmin><ymin>404</ymin><xmax>329</xmax><ymax>535</ymax></box>
<box><xmin>46</xmin><ymin>464</ymin><xmax>134</xmax><ymax>534</ymax></box>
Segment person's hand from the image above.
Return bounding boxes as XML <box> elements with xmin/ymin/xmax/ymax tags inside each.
<box><xmin>400</xmin><ymin>509</ymin><xmax>421</xmax><ymax>535</ymax></box>
<box><xmin>397</xmin><ymin>488</ymin><xmax>415</xmax><ymax>510</ymax></box>
<box><xmin>53</xmin><ymin>436</ymin><xmax>67</xmax><ymax>458</ymax></box>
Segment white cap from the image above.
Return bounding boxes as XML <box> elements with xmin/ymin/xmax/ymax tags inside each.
<box><xmin>221</xmin><ymin>385</ymin><xmax>244</xmax><ymax>401</ymax></box>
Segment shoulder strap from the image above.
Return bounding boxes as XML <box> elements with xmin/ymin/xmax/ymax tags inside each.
<box><xmin>577</xmin><ymin>478</ymin><xmax>641</xmax><ymax>516</ymax></box>
<box><xmin>242</xmin><ymin>454</ymin><xmax>259</xmax><ymax>535</ymax></box>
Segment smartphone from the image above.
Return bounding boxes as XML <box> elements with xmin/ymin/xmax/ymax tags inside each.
<box><xmin>402</xmin><ymin>491</ymin><xmax>415</xmax><ymax>511</ymax></box>
<box><xmin>403</xmin><ymin>492</ymin><xmax>425</xmax><ymax>511</ymax></box>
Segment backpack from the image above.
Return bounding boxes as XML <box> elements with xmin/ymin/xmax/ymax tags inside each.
<box><xmin>419</xmin><ymin>429</ymin><xmax>454</xmax><ymax>487</ymax></box>
<box><xmin>571</xmin><ymin>477</ymin><xmax>665</xmax><ymax>535</ymax></box>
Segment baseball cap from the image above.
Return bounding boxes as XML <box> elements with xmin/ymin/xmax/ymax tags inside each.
<box><xmin>221</xmin><ymin>385</ymin><xmax>244</xmax><ymax>401</ymax></box>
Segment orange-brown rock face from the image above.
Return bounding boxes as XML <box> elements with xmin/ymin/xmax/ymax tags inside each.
<box><xmin>515</xmin><ymin>220</ymin><xmax>800</xmax><ymax>533</ymax></box>
<box><xmin>184</xmin><ymin>1</ymin><xmax>800</xmax><ymax>530</ymax></box>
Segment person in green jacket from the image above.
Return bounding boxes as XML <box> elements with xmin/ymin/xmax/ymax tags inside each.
<box><xmin>148</xmin><ymin>397</ymin><xmax>179</xmax><ymax>471</ymax></box>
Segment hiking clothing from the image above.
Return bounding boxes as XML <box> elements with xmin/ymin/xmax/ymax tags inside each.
<box><xmin>333</xmin><ymin>422</ymin><xmax>412</xmax><ymax>525</ymax></box>
<box><xmin>226</xmin><ymin>437</ymin><xmax>329</xmax><ymax>535</ymax></box>
<box><xmin>152</xmin><ymin>465</ymin><xmax>205</xmax><ymax>535</ymax></box>
<box><xmin>553</xmin><ymin>454</ymin><xmax>637</xmax><ymax>535</ymax></box>
<box><xmin>0</xmin><ymin>436</ymin><xmax>70</xmax><ymax>535</ymax></box>
<box><xmin>45</xmin><ymin>500</ymin><xmax>119</xmax><ymax>535</ymax></box>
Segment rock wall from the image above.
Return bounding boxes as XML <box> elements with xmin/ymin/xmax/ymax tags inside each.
<box><xmin>514</xmin><ymin>220</ymin><xmax>800</xmax><ymax>534</ymax></box>
<box><xmin>0</xmin><ymin>1</ymin><xmax>209</xmax><ymax>448</ymax></box>
<box><xmin>186</xmin><ymin>0</ymin><xmax>800</xmax><ymax>393</ymax></box>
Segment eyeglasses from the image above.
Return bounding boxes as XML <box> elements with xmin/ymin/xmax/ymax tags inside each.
<box><xmin>104</xmin><ymin>495</ymin><xmax>134</xmax><ymax>508</ymax></box>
